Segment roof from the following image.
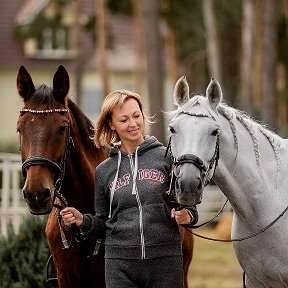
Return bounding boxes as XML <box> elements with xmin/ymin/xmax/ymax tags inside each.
<box><xmin>0</xmin><ymin>0</ymin><xmax>136</xmax><ymax>72</ymax></box>
<box><xmin>15</xmin><ymin>0</ymin><xmax>49</xmax><ymax>25</ymax></box>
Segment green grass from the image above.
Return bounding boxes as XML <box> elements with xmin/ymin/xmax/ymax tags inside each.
<box><xmin>187</xmin><ymin>228</ymin><xmax>243</xmax><ymax>288</ymax></box>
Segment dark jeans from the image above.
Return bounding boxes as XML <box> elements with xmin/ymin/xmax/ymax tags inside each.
<box><xmin>105</xmin><ymin>255</ymin><xmax>184</xmax><ymax>288</ymax></box>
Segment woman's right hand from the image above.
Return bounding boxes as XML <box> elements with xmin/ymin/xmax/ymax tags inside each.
<box><xmin>60</xmin><ymin>207</ymin><xmax>84</xmax><ymax>227</ymax></box>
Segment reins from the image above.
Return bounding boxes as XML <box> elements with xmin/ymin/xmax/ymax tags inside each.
<box><xmin>184</xmin><ymin>200</ymin><xmax>288</xmax><ymax>242</ymax></box>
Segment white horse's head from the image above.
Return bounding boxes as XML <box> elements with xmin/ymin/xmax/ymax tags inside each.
<box><xmin>168</xmin><ymin>76</ymin><xmax>222</xmax><ymax>207</ymax></box>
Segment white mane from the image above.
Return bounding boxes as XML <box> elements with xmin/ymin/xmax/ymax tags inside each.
<box><xmin>170</xmin><ymin>94</ymin><xmax>284</xmax><ymax>173</ymax></box>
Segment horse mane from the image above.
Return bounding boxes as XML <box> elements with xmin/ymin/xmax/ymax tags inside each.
<box><xmin>67</xmin><ymin>98</ymin><xmax>95</xmax><ymax>147</ymax></box>
<box><xmin>30</xmin><ymin>84</ymin><xmax>95</xmax><ymax>147</ymax></box>
<box><xmin>170</xmin><ymin>94</ymin><xmax>283</xmax><ymax>173</ymax></box>
<box><xmin>217</xmin><ymin>102</ymin><xmax>283</xmax><ymax>173</ymax></box>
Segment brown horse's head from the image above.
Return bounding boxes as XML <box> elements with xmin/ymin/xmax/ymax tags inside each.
<box><xmin>17</xmin><ymin>65</ymin><xmax>71</xmax><ymax>214</ymax></box>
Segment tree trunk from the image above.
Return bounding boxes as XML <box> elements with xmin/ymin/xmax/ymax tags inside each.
<box><xmin>202</xmin><ymin>0</ymin><xmax>222</xmax><ymax>83</ymax></box>
<box><xmin>252</xmin><ymin>0</ymin><xmax>263</xmax><ymax>111</ymax></box>
<box><xmin>132</xmin><ymin>0</ymin><xmax>146</xmax><ymax>95</ymax></box>
<box><xmin>96</xmin><ymin>0</ymin><xmax>109</xmax><ymax>99</ymax></box>
<box><xmin>221</xmin><ymin>0</ymin><xmax>238</xmax><ymax>106</ymax></box>
<box><xmin>141</xmin><ymin>0</ymin><xmax>165</xmax><ymax>143</ymax></box>
<box><xmin>261</xmin><ymin>0</ymin><xmax>278</xmax><ymax>130</ymax></box>
<box><xmin>75</xmin><ymin>0</ymin><xmax>84</xmax><ymax>107</ymax></box>
<box><xmin>241</xmin><ymin>0</ymin><xmax>253</xmax><ymax>114</ymax></box>
<box><xmin>164</xmin><ymin>0</ymin><xmax>180</xmax><ymax>86</ymax></box>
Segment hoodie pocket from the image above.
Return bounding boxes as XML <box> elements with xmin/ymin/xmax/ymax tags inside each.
<box><xmin>142</xmin><ymin>203</ymin><xmax>181</xmax><ymax>245</ymax></box>
<box><xmin>109</xmin><ymin>206</ymin><xmax>141</xmax><ymax>246</ymax></box>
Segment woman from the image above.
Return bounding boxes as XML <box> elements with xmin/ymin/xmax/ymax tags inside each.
<box><xmin>61</xmin><ymin>89</ymin><xmax>196</xmax><ymax>288</ymax></box>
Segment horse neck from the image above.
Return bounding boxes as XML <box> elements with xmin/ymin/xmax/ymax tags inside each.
<box><xmin>61</xmin><ymin>114</ymin><xmax>106</xmax><ymax>213</ymax></box>
<box><xmin>213</xmin><ymin>112</ymin><xmax>288</xmax><ymax>220</ymax></box>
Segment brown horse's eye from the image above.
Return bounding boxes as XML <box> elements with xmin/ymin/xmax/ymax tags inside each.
<box><xmin>16</xmin><ymin>123</ymin><xmax>21</xmax><ymax>133</ymax></box>
<box><xmin>59</xmin><ymin>124</ymin><xmax>68</xmax><ymax>133</ymax></box>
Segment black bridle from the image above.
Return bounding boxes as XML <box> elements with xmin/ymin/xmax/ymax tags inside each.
<box><xmin>166</xmin><ymin>111</ymin><xmax>220</xmax><ymax>199</ymax></box>
<box><xmin>21</xmin><ymin>116</ymin><xmax>72</xmax><ymax>211</ymax></box>
<box><xmin>173</xmin><ymin>136</ymin><xmax>220</xmax><ymax>188</ymax></box>
<box><xmin>165</xmin><ymin>111</ymin><xmax>220</xmax><ymax>226</ymax></box>
<box><xmin>19</xmin><ymin>108</ymin><xmax>84</xmax><ymax>242</ymax></box>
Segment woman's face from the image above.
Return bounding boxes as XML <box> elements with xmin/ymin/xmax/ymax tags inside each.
<box><xmin>110</xmin><ymin>98</ymin><xmax>144</xmax><ymax>146</ymax></box>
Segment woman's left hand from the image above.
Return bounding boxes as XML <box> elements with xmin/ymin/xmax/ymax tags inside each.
<box><xmin>171</xmin><ymin>208</ymin><xmax>192</xmax><ymax>225</ymax></box>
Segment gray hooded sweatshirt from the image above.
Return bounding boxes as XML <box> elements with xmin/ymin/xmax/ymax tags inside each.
<box><xmin>80</xmin><ymin>135</ymin><xmax>182</xmax><ymax>260</ymax></box>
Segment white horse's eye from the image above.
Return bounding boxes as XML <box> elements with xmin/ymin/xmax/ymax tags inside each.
<box><xmin>169</xmin><ymin>126</ymin><xmax>176</xmax><ymax>134</ymax></box>
<box><xmin>211</xmin><ymin>129</ymin><xmax>220</xmax><ymax>136</ymax></box>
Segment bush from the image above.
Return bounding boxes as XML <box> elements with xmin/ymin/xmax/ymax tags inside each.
<box><xmin>0</xmin><ymin>215</ymin><xmax>51</xmax><ymax>288</ymax></box>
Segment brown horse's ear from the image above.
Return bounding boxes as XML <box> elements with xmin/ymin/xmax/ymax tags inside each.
<box><xmin>173</xmin><ymin>76</ymin><xmax>189</xmax><ymax>107</ymax></box>
<box><xmin>17</xmin><ymin>66</ymin><xmax>35</xmax><ymax>101</ymax></box>
<box><xmin>53</xmin><ymin>65</ymin><xmax>70</xmax><ymax>104</ymax></box>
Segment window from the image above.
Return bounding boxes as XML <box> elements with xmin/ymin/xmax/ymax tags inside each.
<box><xmin>35</xmin><ymin>26</ymin><xmax>76</xmax><ymax>58</ymax></box>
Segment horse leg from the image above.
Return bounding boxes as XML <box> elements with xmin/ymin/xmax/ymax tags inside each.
<box><xmin>179</xmin><ymin>226</ymin><xmax>194</xmax><ymax>288</ymax></box>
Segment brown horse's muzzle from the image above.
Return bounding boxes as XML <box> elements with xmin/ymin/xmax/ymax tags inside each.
<box><xmin>22</xmin><ymin>166</ymin><xmax>56</xmax><ymax>214</ymax></box>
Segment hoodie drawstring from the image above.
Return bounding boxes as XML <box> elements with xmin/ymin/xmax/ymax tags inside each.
<box><xmin>108</xmin><ymin>147</ymin><xmax>139</xmax><ymax>217</ymax></box>
<box><xmin>109</xmin><ymin>151</ymin><xmax>121</xmax><ymax>218</ymax></box>
<box><xmin>132</xmin><ymin>147</ymin><xmax>139</xmax><ymax>195</ymax></box>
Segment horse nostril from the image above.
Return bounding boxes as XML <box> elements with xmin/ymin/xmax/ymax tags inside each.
<box><xmin>22</xmin><ymin>188</ymin><xmax>27</xmax><ymax>199</ymax></box>
<box><xmin>197</xmin><ymin>179</ymin><xmax>202</xmax><ymax>191</ymax></box>
<box><xmin>43</xmin><ymin>188</ymin><xmax>51</xmax><ymax>200</ymax></box>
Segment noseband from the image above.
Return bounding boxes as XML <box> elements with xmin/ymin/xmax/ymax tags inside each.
<box><xmin>20</xmin><ymin>108</ymin><xmax>73</xmax><ymax>208</ymax></box>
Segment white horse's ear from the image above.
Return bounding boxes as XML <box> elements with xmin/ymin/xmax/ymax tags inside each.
<box><xmin>174</xmin><ymin>76</ymin><xmax>189</xmax><ymax>107</ymax></box>
<box><xmin>206</xmin><ymin>78</ymin><xmax>222</xmax><ymax>109</ymax></box>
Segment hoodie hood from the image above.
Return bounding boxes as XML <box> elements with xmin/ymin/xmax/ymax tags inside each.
<box><xmin>109</xmin><ymin>135</ymin><xmax>163</xmax><ymax>157</ymax></box>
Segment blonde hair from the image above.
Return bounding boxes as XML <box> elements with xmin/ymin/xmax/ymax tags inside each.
<box><xmin>94</xmin><ymin>89</ymin><xmax>149</xmax><ymax>147</ymax></box>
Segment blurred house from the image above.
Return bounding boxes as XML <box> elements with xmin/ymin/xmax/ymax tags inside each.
<box><xmin>0</xmin><ymin>0</ymin><xmax>138</xmax><ymax>147</ymax></box>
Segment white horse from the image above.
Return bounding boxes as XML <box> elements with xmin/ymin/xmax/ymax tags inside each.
<box><xmin>169</xmin><ymin>76</ymin><xmax>288</xmax><ymax>287</ymax></box>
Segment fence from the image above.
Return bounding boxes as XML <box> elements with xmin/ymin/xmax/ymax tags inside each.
<box><xmin>0</xmin><ymin>153</ymin><xmax>231</xmax><ymax>237</ymax></box>
<box><xmin>0</xmin><ymin>153</ymin><xmax>27</xmax><ymax>237</ymax></box>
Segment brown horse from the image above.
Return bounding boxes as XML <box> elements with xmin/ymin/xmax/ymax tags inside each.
<box><xmin>16</xmin><ymin>65</ymin><xmax>194</xmax><ymax>288</ymax></box>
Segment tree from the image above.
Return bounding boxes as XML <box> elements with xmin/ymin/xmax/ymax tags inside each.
<box><xmin>75</xmin><ymin>0</ymin><xmax>85</xmax><ymax>107</ymax></box>
<box><xmin>261</xmin><ymin>0</ymin><xmax>278</xmax><ymax>130</ymax></box>
<box><xmin>141</xmin><ymin>0</ymin><xmax>165</xmax><ymax>143</ymax></box>
<box><xmin>132</xmin><ymin>0</ymin><xmax>146</xmax><ymax>94</ymax></box>
<box><xmin>241</xmin><ymin>0</ymin><xmax>254</xmax><ymax>114</ymax></box>
<box><xmin>221</xmin><ymin>0</ymin><xmax>240</xmax><ymax>105</ymax></box>
<box><xmin>202</xmin><ymin>0</ymin><xmax>222</xmax><ymax>83</ymax></box>
<box><xmin>97</xmin><ymin>0</ymin><xmax>110</xmax><ymax>99</ymax></box>
<box><xmin>164</xmin><ymin>0</ymin><xmax>180</xmax><ymax>85</ymax></box>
